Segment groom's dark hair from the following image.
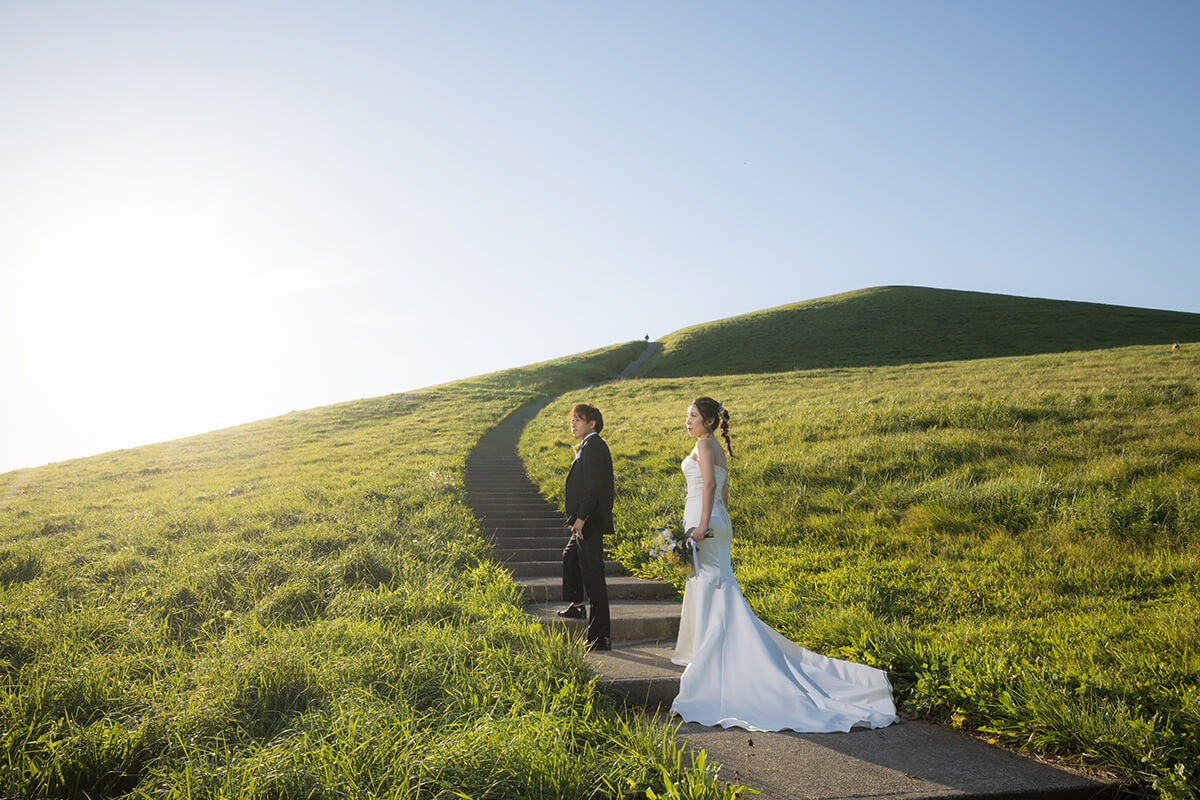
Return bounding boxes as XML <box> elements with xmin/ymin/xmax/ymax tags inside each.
<box><xmin>569</xmin><ymin>403</ymin><xmax>604</xmax><ymax>433</ymax></box>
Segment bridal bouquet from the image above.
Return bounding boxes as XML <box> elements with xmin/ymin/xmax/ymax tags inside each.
<box><xmin>648</xmin><ymin>518</ymin><xmax>712</xmax><ymax>575</ymax></box>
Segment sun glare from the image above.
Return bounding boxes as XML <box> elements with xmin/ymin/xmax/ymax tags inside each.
<box><xmin>3</xmin><ymin>142</ymin><xmax>319</xmax><ymax>469</ymax></box>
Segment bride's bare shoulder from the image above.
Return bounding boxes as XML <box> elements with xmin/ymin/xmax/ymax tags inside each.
<box><xmin>700</xmin><ymin>437</ymin><xmax>727</xmax><ymax>469</ymax></box>
<box><xmin>695</xmin><ymin>438</ymin><xmax>724</xmax><ymax>464</ymax></box>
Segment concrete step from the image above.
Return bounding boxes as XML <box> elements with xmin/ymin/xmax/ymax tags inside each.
<box><xmin>467</xmin><ymin>462</ymin><xmax>529</xmax><ymax>468</ymax></box>
<box><xmin>490</xmin><ymin>535</ymin><xmax>558</xmax><ymax>546</ymax></box>
<box><xmin>504</xmin><ymin>560</ymin><xmax>565</xmax><ymax>577</ymax></box>
<box><xmin>670</xmin><ymin>716</ymin><xmax>1116</xmax><ymax>800</ymax></box>
<box><xmin>480</xmin><ymin>525</ymin><xmax>568</xmax><ymax>537</ymax></box>
<box><xmin>473</xmin><ymin>503</ymin><xmax>559</xmax><ymax>511</ymax></box>
<box><xmin>472</xmin><ymin>513</ymin><xmax>561</xmax><ymax>520</ymax></box>
<box><xmin>478</xmin><ymin>518</ymin><xmax>566</xmax><ymax>528</ymax></box>
<box><xmin>471</xmin><ymin>496</ymin><xmax>555</xmax><ymax>503</ymax></box>
<box><xmin>506</xmin><ymin>559</ymin><xmax>625</xmax><ymax>577</ymax></box>
<box><xmin>530</xmin><ymin>600</ymin><xmax>681</xmax><ymax>641</ymax></box>
<box><xmin>472</xmin><ymin>504</ymin><xmax>560</xmax><ymax>514</ymax></box>
<box><xmin>468</xmin><ymin>484</ymin><xmax>544</xmax><ymax>493</ymax></box>
<box><xmin>586</xmin><ymin>638</ymin><xmax>683</xmax><ymax>709</ymax></box>
<box><xmin>467</xmin><ymin>475</ymin><xmax>529</xmax><ymax>482</ymax></box>
<box><xmin>520</xmin><ymin>575</ymin><xmax>677</xmax><ymax>603</ymax></box>
<box><xmin>478</xmin><ymin>517</ymin><xmax>566</xmax><ymax>527</ymax></box>
<box><xmin>478</xmin><ymin>513</ymin><xmax>561</xmax><ymax>521</ymax></box>
<box><xmin>495</xmin><ymin>547</ymin><xmax>563</xmax><ymax>562</ymax></box>
<box><xmin>466</xmin><ymin>473</ymin><xmax>533</xmax><ymax>479</ymax></box>
<box><xmin>477</xmin><ymin>513</ymin><xmax>561</xmax><ymax>523</ymax></box>
<box><xmin>487</xmin><ymin>535</ymin><xmax>565</xmax><ymax>549</ymax></box>
<box><xmin>465</xmin><ymin>484</ymin><xmax>542</xmax><ymax>491</ymax></box>
<box><xmin>469</xmin><ymin>498</ymin><xmax>551</xmax><ymax>505</ymax></box>
<box><xmin>479</xmin><ymin>520</ymin><xmax>566</xmax><ymax>531</ymax></box>
<box><xmin>468</xmin><ymin>468</ymin><xmax>530</xmax><ymax>473</ymax></box>
<box><xmin>481</xmin><ymin>523</ymin><xmax>569</xmax><ymax>535</ymax></box>
<box><xmin>464</xmin><ymin>473</ymin><xmax>538</xmax><ymax>480</ymax></box>
<box><xmin>465</xmin><ymin>463</ymin><xmax>533</xmax><ymax>469</ymax></box>
<box><xmin>472</xmin><ymin>498</ymin><xmax>549</xmax><ymax>506</ymax></box>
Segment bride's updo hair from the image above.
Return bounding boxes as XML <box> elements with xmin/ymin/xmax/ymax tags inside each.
<box><xmin>692</xmin><ymin>396</ymin><xmax>733</xmax><ymax>457</ymax></box>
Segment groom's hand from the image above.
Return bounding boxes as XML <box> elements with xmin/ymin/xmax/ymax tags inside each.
<box><xmin>571</xmin><ymin>518</ymin><xmax>586</xmax><ymax>538</ymax></box>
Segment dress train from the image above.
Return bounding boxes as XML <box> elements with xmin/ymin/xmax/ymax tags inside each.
<box><xmin>670</xmin><ymin>458</ymin><xmax>897</xmax><ymax>732</ymax></box>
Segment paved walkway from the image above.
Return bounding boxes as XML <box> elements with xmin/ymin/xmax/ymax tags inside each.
<box><xmin>618</xmin><ymin>340</ymin><xmax>662</xmax><ymax>377</ymax></box>
<box><xmin>465</xmin><ymin>398</ymin><xmax>680</xmax><ymax>648</ymax></box>
<box><xmin>464</xmin><ymin>346</ymin><xmax>1116</xmax><ymax>799</ymax></box>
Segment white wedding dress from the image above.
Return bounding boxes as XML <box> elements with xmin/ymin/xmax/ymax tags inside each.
<box><xmin>671</xmin><ymin>457</ymin><xmax>898</xmax><ymax>732</ymax></box>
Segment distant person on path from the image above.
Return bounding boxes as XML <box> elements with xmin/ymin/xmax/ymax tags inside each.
<box><xmin>670</xmin><ymin>396</ymin><xmax>897</xmax><ymax>731</ymax></box>
<box><xmin>558</xmin><ymin>403</ymin><xmax>613</xmax><ymax>651</ymax></box>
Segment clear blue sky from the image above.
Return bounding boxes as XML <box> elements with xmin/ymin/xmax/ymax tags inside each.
<box><xmin>2</xmin><ymin>1</ymin><xmax>1198</xmax><ymax>475</ymax></box>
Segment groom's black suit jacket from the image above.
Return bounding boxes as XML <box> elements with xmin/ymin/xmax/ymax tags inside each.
<box><xmin>565</xmin><ymin>433</ymin><xmax>614</xmax><ymax>537</ymax></box>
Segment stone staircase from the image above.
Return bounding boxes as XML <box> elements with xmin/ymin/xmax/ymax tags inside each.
<box><xmin>465</xmin><ymin>397</ymin><xmax>688</xmax><ymax>707</ymax></box>
<box><xmin>465</xmin><ymin>395</ymin><xmax>1117</xmax><ymax>799</ymax></box>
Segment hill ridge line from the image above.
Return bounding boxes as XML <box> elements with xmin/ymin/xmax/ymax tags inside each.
<box><xmin>642</xmin><ymin>285</ymin><xmax>1200</xmax><ymax>379</ymax></box>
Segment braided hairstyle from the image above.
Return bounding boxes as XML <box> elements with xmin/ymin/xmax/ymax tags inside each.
<box><xmin>692</xmin><ymin>396</ymin><xmax>733</xmax><ymax>457</ymax></box>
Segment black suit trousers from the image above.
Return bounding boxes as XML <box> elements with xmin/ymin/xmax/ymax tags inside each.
<box><xmin>562</xmin><ymin>530</ymin><xmax>610</xmax><ymax>642</ymax></box>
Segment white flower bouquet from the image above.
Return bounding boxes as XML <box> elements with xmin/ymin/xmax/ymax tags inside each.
<box><xmin>648</xmin><ymin>517</ymin><xmax>712</xmax><ymax>576</ymax></box>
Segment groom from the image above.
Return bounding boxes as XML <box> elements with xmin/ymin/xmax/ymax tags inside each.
<box><xmin>558</xmin><ymin>402</ymin><xmax>613</xmax><ymax>651</ymax></box>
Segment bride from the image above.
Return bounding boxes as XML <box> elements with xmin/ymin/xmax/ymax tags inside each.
<box><xmin>670</xmin><ymin>397</ymin><xmax>898</xmax><ymax>732</ymax></box>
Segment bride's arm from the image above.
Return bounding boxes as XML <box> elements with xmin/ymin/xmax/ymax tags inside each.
<box><xmin>693</xmin><ymin>441</ymin><xmax>717</xmax><ymax>542</ymax></box>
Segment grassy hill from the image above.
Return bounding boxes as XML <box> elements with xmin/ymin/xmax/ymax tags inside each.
<box><xmin>522</xmin><ymin>342</ymin><xmax>1200</xmax><ymax>798</ymax></box>
<box><xmin>640</xmin><ymin>285</ymin><xmax>1200</xmax><ymax>377</ymax></box>
<box><xmin>0</xmin><ymin>341</ymin><xmax>736</xmax><ymax>800</ymax></box>
<box><xmin>8</xmin><ymin>283</ymin><xmax>1200</xmax><ymax>799</ymax></box>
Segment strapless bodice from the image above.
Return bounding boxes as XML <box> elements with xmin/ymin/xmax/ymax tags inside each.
<box><xmin>682</xmin><ymin>457</ymin><xmax>727</xmax><ymax>502</ymax></box>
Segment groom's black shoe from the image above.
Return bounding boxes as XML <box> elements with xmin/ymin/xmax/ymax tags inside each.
<box><xmin>587</xmin><ymin>636</ymin><xmax>611</xmax><ymax>652</ymax></box>
<box><xmin>557</xmin><ymin>604</ymin><xmax>587</xmax><ymax>619</ymax></box>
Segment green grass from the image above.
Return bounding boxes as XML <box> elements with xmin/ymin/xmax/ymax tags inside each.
<box><xmin>521</xmin><ymin>343</ymin><xmax>1200</xmax><ymax>799</ymax></box>
<box><xmin>0</xmin><ymin>340</ymin><xmax>741</xmax><ymax>800</ymax></box>
<box><xmin>10</xmin><ymin>281</ymin><xmax>1200</xmax><ymax>798</ymax></box>
<box><xmin>640</xmin><ymin>286</ymin><xmax>1200</xmax><ymax>378</ymax></box>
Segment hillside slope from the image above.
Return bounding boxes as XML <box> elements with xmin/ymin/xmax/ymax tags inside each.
<box><xmin>640</xmin><ymin>285</ymin><xmax>1200</xmax><ymax>377</ymax></box>
<box><xmin>522</xmin><ymin>342</ymin><xmax>1200</xmax><ymax>796</ymax></box>
<box><xmin>0</xmin><ymin>341</ymin><xmax>742</xmax><ymax>799</ymax></box>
